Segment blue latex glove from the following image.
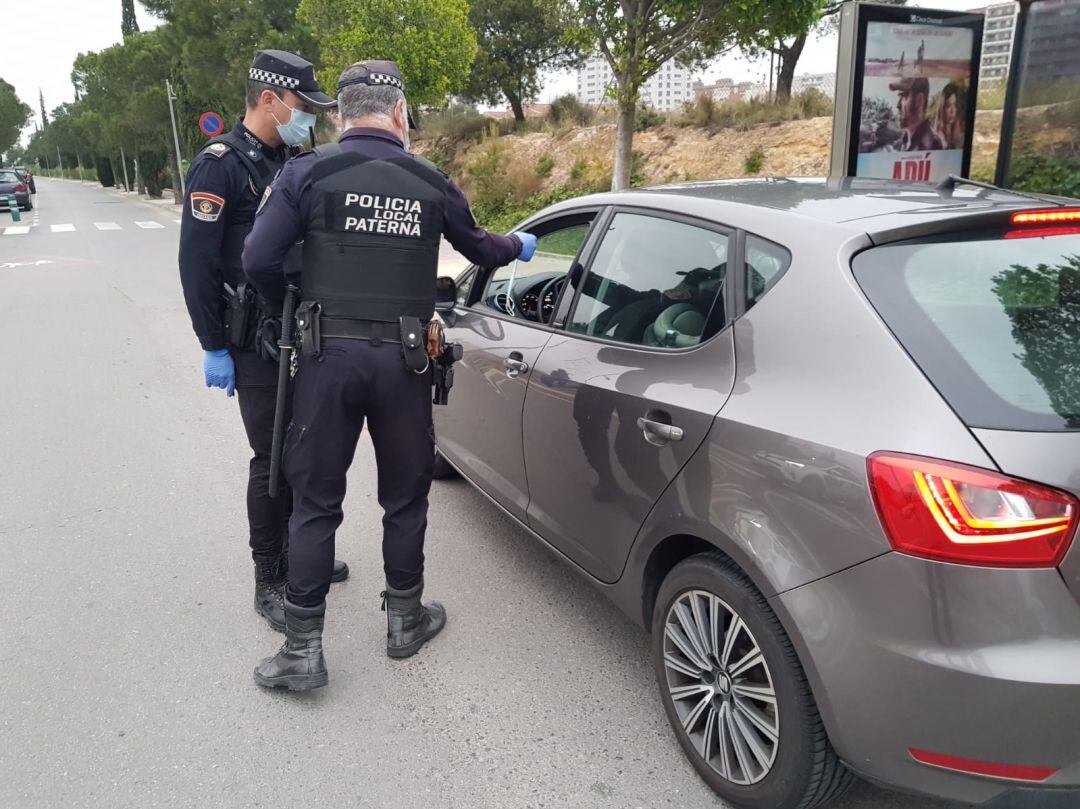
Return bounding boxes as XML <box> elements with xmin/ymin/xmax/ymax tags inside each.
<box><xmin>514</xmin><ymin>231</ymin><xmax>537</xmax><ymax>262</ymax></box>
<box><xmin>204</xmin><ymin>349</ymin><xmax>236</xmax><ymax>397</ymax></box>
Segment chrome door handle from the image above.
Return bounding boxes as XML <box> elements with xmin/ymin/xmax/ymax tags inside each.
<box><xmin>637</xmin><ymin>417</ymin><xmax>684</xmax><ymax>444</ymax></box>
<box><xmin>504</xmin><ymin>356</ymin><xmax>529</xmax><ymax>378</ymax></box>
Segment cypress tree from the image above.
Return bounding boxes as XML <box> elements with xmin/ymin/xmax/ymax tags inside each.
<box><xmin>121</xmin><ymin>0</ymin><xmax>139</xmax><ymax>39</ymax></box>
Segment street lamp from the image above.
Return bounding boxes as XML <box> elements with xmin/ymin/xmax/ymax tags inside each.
<box><xmin>165</xmin><ymin>79</ymin><xmax>186</xmax><ymax>198</ymax></box>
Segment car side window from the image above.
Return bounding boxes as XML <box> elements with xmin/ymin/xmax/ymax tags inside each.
<box><xmin>478</xmin><ymin>223</ymin><xmax>591</xmax><ymax>323</ymax></box>
<box><xmin>745</xmin><ymin>235</ymin><xmax>791</xmax><ymax>311</ymax></box>
<box><xmin>567</xmin><ymin>213</ymin><xmax>728</xmax><ymax>348</ymax></box>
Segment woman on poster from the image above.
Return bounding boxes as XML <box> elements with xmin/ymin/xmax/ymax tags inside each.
<box><xmin>935</xmin><ymin>82</ymin><xmax>966</xmax><ymax>150</ymax></box>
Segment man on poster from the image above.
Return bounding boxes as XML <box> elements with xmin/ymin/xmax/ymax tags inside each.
<box><xmin>891</xmin><ymin>77</ymin><xmax>946</xmax><ymax>151</ymax></box>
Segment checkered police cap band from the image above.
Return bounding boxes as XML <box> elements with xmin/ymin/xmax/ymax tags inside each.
<box><xmin>248</xmin><ymin>68</ymin><xmax>301</xmax><ymax>89</ymax></box>
<box><xmin>336</xmin><ymin>73</ymin><xmax>405</xmax><ymax>94</ymax></box>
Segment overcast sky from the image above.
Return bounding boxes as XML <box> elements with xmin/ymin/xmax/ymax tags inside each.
<box><xmin>8</xmin><ymin>0</ymin><xmax>991</xmax><ymax>144</ymax></box>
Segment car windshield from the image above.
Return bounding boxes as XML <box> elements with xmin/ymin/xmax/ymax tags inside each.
<box><xmin>854</xmin><ymin>227</ymin><xmax>1080</xmax><ymax>431</ymax></box>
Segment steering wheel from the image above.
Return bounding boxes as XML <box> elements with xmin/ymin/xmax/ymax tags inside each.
<box><xmin>536</xmin><ymin>275</ymin><xmax>566</xmax><ymax>324</ymax></box>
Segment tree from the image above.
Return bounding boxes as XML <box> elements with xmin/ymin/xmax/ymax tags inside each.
<box><xmin>740</xmin><ymin>0</ymin><xmax>905</xmax><ymax>103</ymax></box>
<box><xmin>464</xmin><ymin>0</ymin><xmax>586</xmax><ymax>123</ymax></box>
<box><xmin>0</xmin><ymin>79</ymin><xmax>31</xmax><ymax>156</ymax></box>
<box><xmin>298</xmin><ymin>0</ymin><xmax>477</xmax><ymax>107</ymax></box>
<box><xmin>121</xmin><ymin>0</ymin><xmax>140</xmax><ymax>39</ymax></box>
<box><xmin>39</xmin><ymin>89</ymin><xmax>49</xmax><ymax>128</ymax></box>
<box><xmin>142</xmin><ymin>0</ymin><xmax>315</xmax><ymax>156</ymax></box>
<box><xmin>578</xmin><ymin>0</ymin><xmax>816</xmax><ymax>190</ymax></box>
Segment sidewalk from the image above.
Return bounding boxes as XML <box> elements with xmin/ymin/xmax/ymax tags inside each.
<box><xmin>39</xmin><ymin>175</ymin><xmax>181</xmax><ymax>207</ymax></box>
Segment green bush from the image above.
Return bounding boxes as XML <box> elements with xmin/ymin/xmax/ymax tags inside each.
<box><xmin>744</xmin><ymin>148</ymin><xmax>765</xmax><ymax>175</ymax></box>
<box><xmin>1008</xmin><ymin>152</ymin><xmax>1080</xmax><ymax>198</ymax></box>
<box><xmin>536</xmin><ymin>154</ymin><xmax>555</xmax><ymax>178</ymax></box>
<box><xmin>95</xmin><ymin>156</ymin><xmax>115</xmax><ymax>188</ymax></box>
<box><xmin>677</xmin><ymin>89</ymin><xmax>834</xmax><ymax>130</ymax></box>
<box><xmin>569</xmin><ymin>158</ymin><xmax>588</xmax><ymax>182</ymax></box>
<box><xmin>549</xmin><ymin>94</ymin><xmax>594</xmax><ymax>126</ymax></box>
<box><xmin>630</xmin><ymin>149</ymin><xmax>646</xmax><ymax>187</ymax></box>
<box><xmin>635</xmin><ymin>106</ymin><xmax>665</xmax><ymax>131</ymax></box>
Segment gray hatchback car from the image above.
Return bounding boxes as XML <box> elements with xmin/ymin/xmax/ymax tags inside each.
<box><xmin>431</xmin><ymin>178</ymin><xmax>1080</xmax><ymax>808</ymax></box>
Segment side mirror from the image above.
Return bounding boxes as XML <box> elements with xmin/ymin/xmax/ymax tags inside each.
<box><xmin>435</xmin><ymin>276</ymin><xmax>457</xmax><ymax>313</ymax></box>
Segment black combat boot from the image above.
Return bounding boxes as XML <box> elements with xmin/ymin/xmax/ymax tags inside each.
<box><xmin>253</xmin><ymin>600</ymin><xmax>328</xmax><ymax>691</ymax></box>
<box><xmin>382</xmin><ymin>580</ymin><xmax>446</xmax><ymax>658</ymax></box>
<box><xmin>253</xmin><ymin>556</ymin><xmax>286</xmax><ymax>633</ymax></box>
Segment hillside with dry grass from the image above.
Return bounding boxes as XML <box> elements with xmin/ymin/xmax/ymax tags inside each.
<box><xmin>414</xmin><ymin>96</ymin><xmax>1079</xmax><ymax>231</ymax></box>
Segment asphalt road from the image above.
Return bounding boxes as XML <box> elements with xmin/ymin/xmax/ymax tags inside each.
<box><xmin>0</xmin><ymin>179</ymin><xmax>965</xmax><ymax>809</ymax></box>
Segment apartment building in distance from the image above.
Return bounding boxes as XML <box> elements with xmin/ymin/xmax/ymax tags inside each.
<box><xmin>978</xmin><ymin>1</ymin><xmax>1019</xmax><ymax>84</ymax></box>
<box><xmin>576</xmin><ymin>55</ymin><xmax>694</xmax><ymax>112</ymax></box>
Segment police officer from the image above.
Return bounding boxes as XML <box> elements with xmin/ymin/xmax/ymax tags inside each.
<box><xmin>243</xmin><ymin>60</ymin><xmax>537</xmax><ymax>691</ymax></box>
<box><xmin>178</xmin><ymin>50</ymin><xmax>349</xmax><ymax>636</ymax></box>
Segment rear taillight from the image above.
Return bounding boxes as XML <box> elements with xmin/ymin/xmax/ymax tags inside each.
<box><xmin>868</xmin><ymin>452</ymin><xmax>1078</xmax><ymax>568</ymax></box>
<box><xmin>14</xmin><ymin>183</ymin><xmax>25</xmax><ymax>193</ymax></box>
<box><xmin>1011</xmin><ymin>208</ymin><xmax>1080</xmax><ymax>226</ymax></box>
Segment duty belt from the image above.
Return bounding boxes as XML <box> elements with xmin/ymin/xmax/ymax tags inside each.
<box><xmin>319</xmin><ymin>318</ymin><xmax>401</xmax><ymax>343</ymax></box>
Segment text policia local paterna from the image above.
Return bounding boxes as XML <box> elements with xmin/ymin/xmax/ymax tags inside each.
<box><xmin>342</xmin><ymin>193</ymin><xmax>423</xmax><ymax>237</ymax></box>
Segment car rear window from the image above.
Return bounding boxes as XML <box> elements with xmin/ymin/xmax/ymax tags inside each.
<box><xmin>853</xmin><ymin>228</ymin><xmax>1080</xmax><ymax>431</ymax></box>
<box><xmin>0</xmin><ymin>171</ymin><xmax>18</xmax><ymax>183</ymax></box>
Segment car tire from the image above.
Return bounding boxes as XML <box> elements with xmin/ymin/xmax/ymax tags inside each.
<box><xmin>652</xmin><ymin>552</ymin><xmax>853</xmax><ymax>809</ymax></box>
<box><xmin>21</xmin><ymin>200</ymin><xmax>32</xmax><ymax>211</ymax></box>
<box><xmin>432</xmin><ymin>448</ymin><xmax>458</xmax><ymax>480</ymax></box>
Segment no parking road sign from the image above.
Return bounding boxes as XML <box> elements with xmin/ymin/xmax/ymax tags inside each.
<box><xmin>199</xmin><ymin>111</ymin><xmax>225</xmax><ymax>137</ymax></box>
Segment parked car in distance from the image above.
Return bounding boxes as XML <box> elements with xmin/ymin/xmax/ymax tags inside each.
<box><xmin>11</xmin><ymin>165</ymin><xmax>36</xmax><ymax>195</ymax></box>
<box><xmin>433</xmin><ymin>177</ymin><xmax>1080</xmax><ymax>809</ymax></box>
<box><xmin>0</xmin><ymin>169</ymin><xmax>32</xmax><ymax>211</ymax></box>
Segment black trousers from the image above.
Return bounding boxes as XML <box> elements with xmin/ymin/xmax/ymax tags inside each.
<box><xmin>284</xmin><ymin>337</ymin><xmax>435</xmax><ymax>607</ymax></box>
<box><xmin>232</xmin><ymin>349</ymin><xmax>292</xmax><ymax>561</ymax></box>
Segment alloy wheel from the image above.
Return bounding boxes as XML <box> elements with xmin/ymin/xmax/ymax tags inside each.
<box><xmin>662</xmin><ymin>589</ymin><xmax>780</xmax><ymax>785</ymax></box>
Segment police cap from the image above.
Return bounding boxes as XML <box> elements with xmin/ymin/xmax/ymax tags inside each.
<box><xmin>250</xmin><ymin>50</ymin><xmax>337</xmax><ymax>109</ymax></box>
<box><xmin>336</xmin><ymin>60</ymin><xmax>419</xmax><ymax>130</ymax></box>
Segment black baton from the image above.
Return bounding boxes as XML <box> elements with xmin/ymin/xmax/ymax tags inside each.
<box><xmin>268</xmin><ymin>284</ymin><xmax>299</xmax><ymax>498</ymax></box>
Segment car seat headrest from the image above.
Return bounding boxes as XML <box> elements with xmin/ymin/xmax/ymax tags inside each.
<box><xmin>652</xmin><ymin>303</ymin><xmax>706</xmax><ymax>348</ymax></box>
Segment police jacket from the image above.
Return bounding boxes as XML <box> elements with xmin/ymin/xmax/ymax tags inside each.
<box><xmin>242</xmin><ymin>127</ymin><xmax>522</xmax><ymax>315</ymax></box>
<box><xmin>178</xmin><ymin>121</ymin><xmax>287</xmax><ymax>350</ymax></box>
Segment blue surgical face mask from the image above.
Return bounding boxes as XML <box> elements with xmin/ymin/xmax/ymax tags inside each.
<box><xmin>271</xmin><ymin>97</ymin><xmax>317</xmax><ymax>147</ymax></box>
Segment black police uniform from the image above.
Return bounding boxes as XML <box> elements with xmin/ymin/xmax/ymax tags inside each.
<box><xmin>245</xmin><ymin>125</ymin><xmax>522</xmax><ymax>608</ymax></box>
<box><xmin>180</xmin><ymin>119</ymin><xmax>291</xmax><ymax>558</ymax></box>
<box><xmin>177</xmin><ymin>50</ymin><xmax>343</xmax><ymax>634</ymax></box>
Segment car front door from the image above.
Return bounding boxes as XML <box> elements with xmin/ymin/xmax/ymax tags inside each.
<box><xmin>433</xmin><ymin>212</ymin><xmax>600</xmax><ymax>521</ymax></box>
<box><xmin>522</xmin><ymin>209</ymin><xmax>738</xmax><ymax>583</ymax></box>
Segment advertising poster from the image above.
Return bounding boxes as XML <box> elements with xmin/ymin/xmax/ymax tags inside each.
<box><xmin>837</xmin><ymin>5</ymin><xmax>984</xmax><ymax>182</ymax></box>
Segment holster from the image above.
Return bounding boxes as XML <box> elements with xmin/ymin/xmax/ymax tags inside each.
<box><xmin>223</xmin><ymin>282</ymin><xmax>258</xmax><ymax>350</ymax></box>
<box><xmin>399</xmin><ymin>317</ymin><xmax>429</xmax><ymax>374</ymax></box>
<box><xmin>296</xmin><ymin>301</ymin><xmax>322</xmax><ymax>359</ymax></box>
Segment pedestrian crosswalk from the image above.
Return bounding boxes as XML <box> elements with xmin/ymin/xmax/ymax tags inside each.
<box><xmin>1</xmin><ymin>219</ymin><xmax>179</xmax><ymax>236</ymax></box>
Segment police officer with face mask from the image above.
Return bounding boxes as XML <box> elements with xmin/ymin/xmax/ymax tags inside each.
<box><xmin>242</xmin><ymin>60</ymin><xmax>537</xmax><ymax>691</ymax></box>
<box><xmin>178</xmin><ymin>50</ymin><xmax>350</xmax><ymax>636</ymax></box>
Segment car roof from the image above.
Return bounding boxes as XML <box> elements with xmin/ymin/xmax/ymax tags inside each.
<box><xmin>540</xmin><ymin>177</ymin><xmax>1075</xmax><ymax>244</ymax></box>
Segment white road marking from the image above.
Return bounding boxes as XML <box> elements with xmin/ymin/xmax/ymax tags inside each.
<box><xmin>51</xmin><ymin>223</ymin><xmax>76</xmax><ymax>233</ymax></box>
<box><xmin>2</xmin><ymin>226</ymin><xmax>31</xmax><ymax>235</ymax></box>
<box><xmin>94</xmin><ymin>222</ymin><xmax>122</xmax><ymax>230</ymax></box>
<box><xmin>1</xmin><ymin>259</ymin><xmax>54</xmax><ymax>269</ymax></box>
<box><xmin>173</xmin><ymin>219</ymin><xmax>182</xmax><ymax>224</ymax></box>
<box><xmin>135</xmin><ymin>221</ymin><xmax>165</xmax><ymax>229</ymax></box>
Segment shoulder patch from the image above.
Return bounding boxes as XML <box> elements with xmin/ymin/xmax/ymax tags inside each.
<box><xmin>190</xmin><ymin>192</ymin><xmax>226</xmax><ymax>222</ymax></box>
<box><xmin>205</xmin><ymin>142</ymin><xmax>230</xmax><ymax>158</ymax></box>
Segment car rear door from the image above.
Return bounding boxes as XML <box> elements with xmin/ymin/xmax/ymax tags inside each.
<box><xmin>433</xmin><ymin>212</ymin><xmax>600</xmax><ymax>521</ymax></box>
<box><xmin>522</xmin><ymin>209</ymin><xmax>737</xmax><ymax>583</ymax></box>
